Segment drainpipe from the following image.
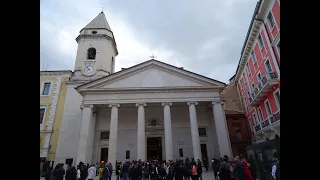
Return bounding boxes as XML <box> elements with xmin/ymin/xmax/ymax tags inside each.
<box><xmin>255</xmin><ymin>18</ymin><xmax>280</xmax><ymax>70</ymax></box>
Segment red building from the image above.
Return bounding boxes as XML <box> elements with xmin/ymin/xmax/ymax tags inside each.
<box><xmin>225</xmin><ymin>110</ymin><xmax>252</xmax><ymax>157</ymax></box>
<box><xmin>233</xmin><ymin>0</ymin><xmax>280</xmax><ymax>145</ymax></box>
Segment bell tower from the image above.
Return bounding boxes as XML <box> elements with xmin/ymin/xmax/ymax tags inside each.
<box><xmin>71</xmin><ymin>12</ymin><xmax>118</xmax><ymax>82</ymax></box>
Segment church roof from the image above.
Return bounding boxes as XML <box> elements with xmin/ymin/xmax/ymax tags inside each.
<box><xmin>82</xmin><ymin>12</ymin><xmax>111</xmax><ymax>31</ymax></box>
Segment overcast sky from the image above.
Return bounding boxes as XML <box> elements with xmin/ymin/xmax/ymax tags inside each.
<box><xmin>40</xmin><ymin>0</ymin><xmax>257</xmax><ymax>83</ymax></box>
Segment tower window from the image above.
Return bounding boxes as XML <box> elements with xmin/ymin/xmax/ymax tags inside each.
<box><xmin>87</xmin><ymin>48</ymin><xmax>96</xmax><ymax>59</ymax></box>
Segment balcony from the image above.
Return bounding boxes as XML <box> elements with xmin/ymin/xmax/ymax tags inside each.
<box><xmin>254</xmin><ymin>112</ymin><xmax>280</xmax><ymax>137</ymax></box>
<box><xmin>270</xmin><ymin>111</ymin><xmax>280</xmax><ymax>124</ymax></box>
<box><xmin>249</xmin><ymin>72</ymin><xmax>278</xmax><ymax>107</ymax></box>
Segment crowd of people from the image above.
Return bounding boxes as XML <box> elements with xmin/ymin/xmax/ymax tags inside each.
<box><xmin>44</xmin><ymin>155</ymin><xmax>280</xmax><ymax>180</ymax></box>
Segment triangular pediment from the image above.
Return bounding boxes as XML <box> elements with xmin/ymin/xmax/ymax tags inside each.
<box><xmin>77</xmin><ymin>60</ymin><xmax>225</xmax><ymax>91</ymax></box>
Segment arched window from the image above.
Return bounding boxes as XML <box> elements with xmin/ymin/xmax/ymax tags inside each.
<box><xmin>87</xmin><ymin>48</ymin><xmax>96</xmax><ymax>59</ymax></box>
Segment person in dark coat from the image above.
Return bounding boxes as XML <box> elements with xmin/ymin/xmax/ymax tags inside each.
<box><xmin>174</xmin><ymin>162</ymin><xmax>183</xmax><ymax>180</ymax></box>
<box><xmin>211</xmin><ymin>157</ymin><xmax>218</xmax><ymax>179</ymax></box>
<box><xmin>196</xmin><ymin>159</ymin><xmax>203</xmax><ymax>180</ymax></box>
<box><xmin>130</xmin><ymin>162</ymin><xmax>141</xmax><ymax>180</ymax></box>
<box><xmin>157</xmin><ymin>163</ymin><xmax>166</xmax><ymax>180</ymax></box>
<box><xmin>218</xmin><ymin>162</ymin><xmax>232</xmax><ymax>180</ymax></box>
<box><xmin>234</xmin><ymin>157</ymin><xmax>245</xmax><ymax>180</ymax></box>
<box><xmin>149</xmin><ymin>163</ymin><xmax>156</xmax><ymax>180</ymax></box>
<box><xmin>53</xmin><ymin>163</ymin><xmax>66</xmax><ymax>180</ymax></box>
<box><xmin>65</xmin><ymin>165</ymin><xmax>77</xmax><ymax>180</ymax></box>
<box><xmin>79</xmin><ymin>162</ymin><xmax>88</xmax><ymax>180</ymax></box>
<box><xmin>45</xmin><ymin>167</ymin><xmax>53</xmax><ymax>180</ymax></box>
<box><xmin>102</xmin><ymin>163</ymin><xmax>111</xmax><ymax>180</ymax></box>
<box><xmin>272</xmin><ymin>158</ymin><xmax>280</xmax><ymax>180</ymax></box>
<box><xmin>122</xmin><ymin>161</ymin><xmax>130</xmax><ymax>180</ymax></box>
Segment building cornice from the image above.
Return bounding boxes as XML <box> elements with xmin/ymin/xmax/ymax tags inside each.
<box><xmin>40</xmin><ymin>70</ymin><xmax>73</xmax><ymax>77</ymax></box>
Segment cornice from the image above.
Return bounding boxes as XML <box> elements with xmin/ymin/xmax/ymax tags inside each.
<box><xmin>40</xmin><ymin>71</ymin><xmax>72</xmax><ymax>77</ymax></box>
<box><xmin>78</xmin><ymin>86</ymin><xmax>222</xmax><ymax>95</ymax></box>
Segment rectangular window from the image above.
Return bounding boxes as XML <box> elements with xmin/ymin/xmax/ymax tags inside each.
<box><xmin>257</xmin><ymin>34</ymin><xmax>264</xmax><ymax>49</ymax></box>
<box><xmin>179</xmin><ymin>148</ymin><xmax>184</xmax><ymax>157</ymax></box>
<box><xmin>198</xmin><ymin>128</ymin><xmax>207</xmax><ymax>136</ymax></box>
<box><xmin>277</xmin><ymin>41</ymin><xmax>280</xmax><ymax>54</ymax></box>
<box><xmin>42</xmin><ymin>82</ymin><xmax>51</xmax><ymax>96</ymax></box>
<box><xmin>257</xmin><ymin>73</ymin><xmax>262</xmax><ymax>82</ymax></box>
<box><xmin>253</xmin><ymin>113</ymin><xmax>258</xmax><ymax>125</ymax></box>
<box><xmin>265</xmin><ymin>60</ymin><xmax>273</xmax><ymax>72</ymax></box>
<box><xmin>274</xmin><ymin>91</ymin><xmax>280</xmax><ymax>110</ymax></box>
<box><xmin>126</xmin><ymin>150</ymin><xmax>130</xmax><ymax>159</ymax></box>
<box><xmin>251</xmin><ymin>51</ymin><xmax>257</xmax><ymax>63</ymax></box>
<box><xmin>265</xmin><ymin>101</ymin><xmax>272</xmax><ymax>117</ymax></box>
<box><xmin>258</xmin><ymin>108</ymin><xmax>264</xmax><ymax>122</ymax></box>
<box><xmin>100</xmin><ymin>131</ymin><xmax>110</xmax><ymax>140</ymax></box>
<box><xmin>246</xmin><ymin>62</ymin><xmax>251</xmax><ymax>75</ymax></box>
<box><xmin>40</xmin><ymin>108</ymin><xmax>46</xmax><ymax>124</ymax></box>
<box><xmin>267</xmin><ymin>12</ymin><xmax>275</xmax><ymax>28</ymax></box>
<box><xmin>248</xmin><ymin>118</ymin><xmax>254</xmax><ymax>132</ymax></box>
<box><xmin>244</xmin><ymin>73</ymin><xmax>248</xmax><ymax>84</ymax></box>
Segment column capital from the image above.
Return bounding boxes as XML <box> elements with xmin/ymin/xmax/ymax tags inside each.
<box><xmin>161</xmin><ymin>102</ymin><xmax>172</xmax><ymax>106</ymax></box>
<box><xmin>212</xmin><ymin>100</ymin><xmax>224</xmax><ymax>105</ymax></box>
<box><xmin>187</xmin><ymin>102</ymin><xmax>198</xmax><ymax>106</ymax></box>
<box><xmin>109</xmin><ymin>104</ymin><xmax>120</xmax><ymax>108</ymax></box>
<box><xmin>80</xmin><ymin>104</ymin><xmax>94</xmax><ymax>109</ymax></box>
<box><xmin>136</xmin><ymin>103</ymin><xmax>147</xmax><ymax>107</ymax></box>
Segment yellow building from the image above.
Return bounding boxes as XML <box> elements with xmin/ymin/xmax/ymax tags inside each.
<box><xmin>40</xmin><ymin>70</ymin><xmax>72</xmax><ymax>167</ymax></box>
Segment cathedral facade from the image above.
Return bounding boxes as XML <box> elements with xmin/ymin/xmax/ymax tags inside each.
<box><xmin>54</xmin><ymin>12</ymin><xmax>233</xmax><ymax>169</ymax></box>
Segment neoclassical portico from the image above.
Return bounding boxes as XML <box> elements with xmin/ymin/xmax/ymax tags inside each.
<box><xmin>74</xmin><ymin>60</ymin><xmax>233</xmax><ymax>168</ymax></box>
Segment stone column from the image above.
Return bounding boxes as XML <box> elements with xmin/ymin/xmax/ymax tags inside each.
<box><xmin>136</xmin><ymin>103</ymin><xmax>147</xmax><ymax>161</ymax></box>
<box><xmin>108</xmin><ymin>104</ymin><xmax>120</xmax><ymax>169</ymax></box>
<box><xmin>162</xmin><ymin>102</ymin><xmax>174</xmax><ymax>160</ymax></box>
<box><xmin>76</xmin><ymin>104</ymin><xmax>93</xmax><ymax>165</ymax></box>
<box><xmin>187</xmin><ymin>102</ymin><xmax>202</xmax><ymax>161</ymax></box>
<box><xmin>212</xmin><ymin>101</ymin><xmax>232</xmax><ymax>157</ymax></box>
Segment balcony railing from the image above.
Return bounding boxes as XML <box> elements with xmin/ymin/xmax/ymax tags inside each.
<box><xmin>253</xmin><ymin>112</ymin><xmax>280</xmax><ymax>135</ymax></box>
<box><xmin>254</xmin><ymin>124</ymin><xmax>261</xmax><ymax>132</ymax></box>
<box><xmin>261</xmin><ymin>119</ymin><xmax>270</xmax><ymax>128</ymax></box>
<box><xmin>249</xmin><ymin>72</ymin><xmax>278</xmax><ymax>107</ymax></box>
<box><xmin>270</xmin><ymin>111</ymin><xmax>280</xmax><ymax>124</ymax></box>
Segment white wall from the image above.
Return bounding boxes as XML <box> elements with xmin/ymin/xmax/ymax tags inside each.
<box><xmin>54</xmin><ymin>83</ymin><xmax>83</xmax><ymax>165</ymax></box>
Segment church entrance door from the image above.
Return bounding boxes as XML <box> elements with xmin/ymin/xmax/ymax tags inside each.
<box><xmin>147</xmin><ymin>137</ymin><xmax>162</xmax><ymax>161</ymax></box>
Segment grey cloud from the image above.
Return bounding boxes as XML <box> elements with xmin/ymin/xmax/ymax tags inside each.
<box><xmin>106</xmin><ymin>0</ymin><xmax>257</xmax><ymax>82</ymax></box>
<box><xmin>40</xmin><ymin>0</ymin><xmax>257</xmax><ymax>83</ymax></box>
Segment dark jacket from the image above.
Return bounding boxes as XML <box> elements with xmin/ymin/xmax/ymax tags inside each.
<box><xmin>218</xmin><ymin>168</ymin><xmax>232</xmax><ymax>180</ymax></box>
<box><xmin>122</xmin><ymin>163</ymin><xmax>130</xmax><ymax>173</ymax></box>
<box><xmin>197</xmin><ymin>162</ymin><xmax>203</xmax><ymax>175</ymax></box>
<box><xmin>174</xmin><ymin>166</ymin><xmax>183</xmax><ymax>180</ymax></box>
<box><xmin>65</xmin><ymin>166</ymin><xmax>77</xmax><ymax>180</ymax></box>
<box><xmin>53</xmin><ymin>167</ymin><xmax>65</xmax><ymax>180</ymax></box>
<box><xmin>103</xmin><ymin>166</ymin><xmax>111</xmax><ymax>179</ymax></box>
<box><xmin>130</xmin><ymin>166</ymin><xmax>142</xmax><ymax>180</ymax></box>
<box><xmin>157</xmin><ymin>167</ymin><xmax>166</xmax><ymax>179</ymax></box>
